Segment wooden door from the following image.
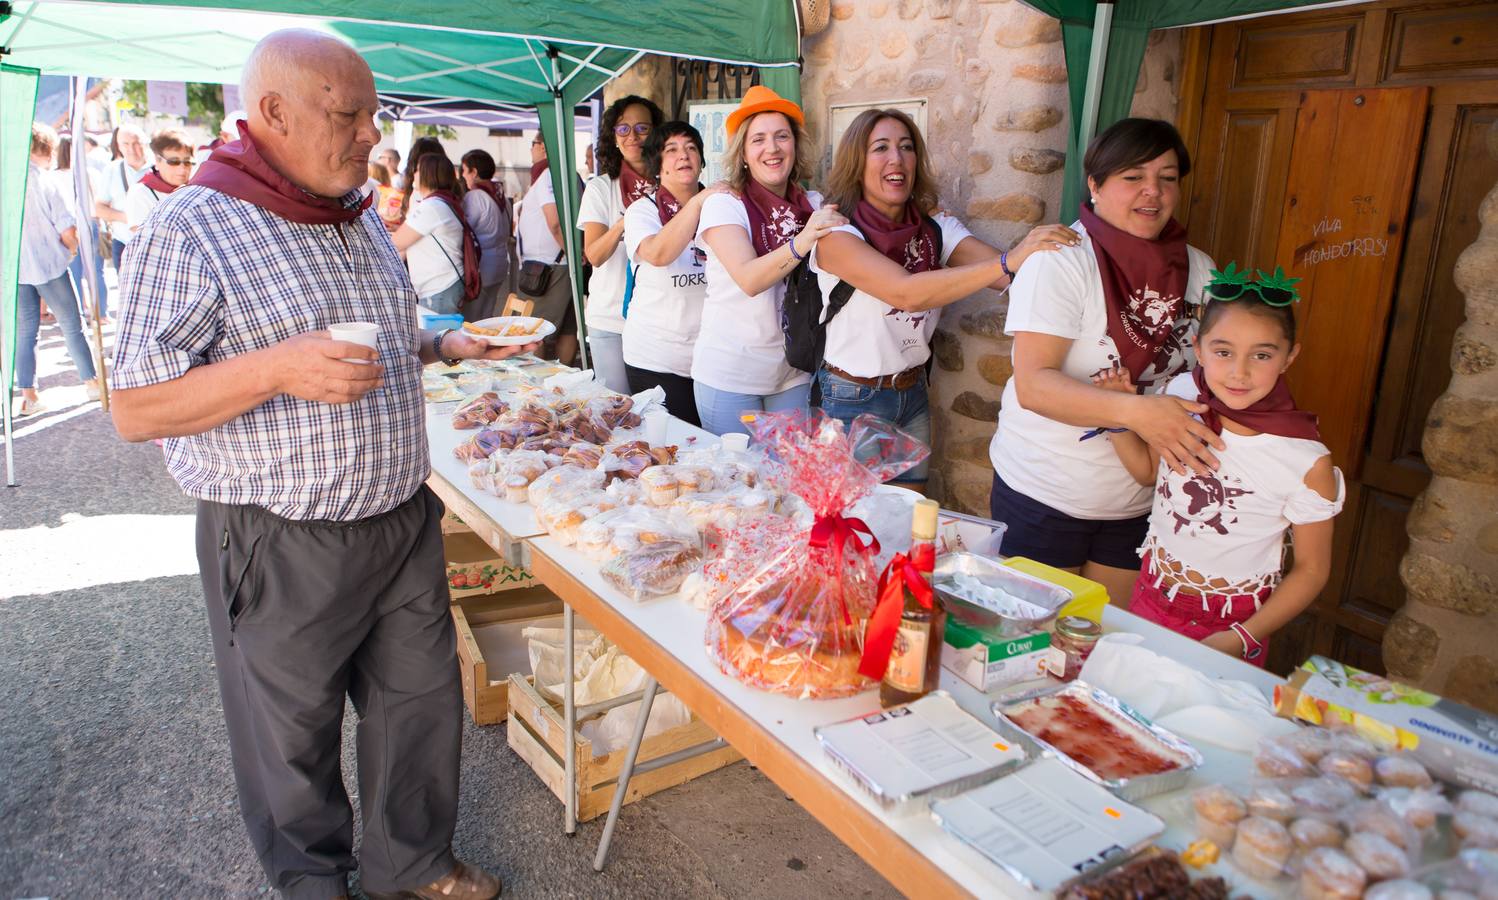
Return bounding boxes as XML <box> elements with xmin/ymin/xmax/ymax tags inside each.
<box><xmin>1274</xmin><ymin>88</ymin><xmax>1428</xmax><ymax>475</ymax></box>
<box><xmin>1178</xmin><ymin>1</ymin><xmax>1498</xmax><ymax>674</ymax></box>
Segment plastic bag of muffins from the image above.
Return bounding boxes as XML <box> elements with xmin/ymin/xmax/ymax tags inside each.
<box><xmin>467</xmin><ymin>448</ymin><xmax>556</xmax><ymax>502</ymax></box>
<box><xmin>1188</xmin><ymin>728</ymin><xmax>1498</xmax><ymax>896</ymax></box>
<box><xmin>705</xmin><ymin>409</ymin><xmax>929</xmax><ymax>700</ymax></box>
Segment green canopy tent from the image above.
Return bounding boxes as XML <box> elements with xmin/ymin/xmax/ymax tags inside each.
<box><xmin>0</xmin><ymin>0</ymin><xmax>803</xmax><ymax>484</ymax></box>
<box><xmin>1018</xmin><ymin>0</ymin><xmax>1370</xmax><ymax>220</ymax></box>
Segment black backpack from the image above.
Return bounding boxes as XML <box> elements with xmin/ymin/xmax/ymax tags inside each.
<box><xmin>780</xmin><ymin>217</ymin><xmax>943</xmax><ymax>374</ymax></box>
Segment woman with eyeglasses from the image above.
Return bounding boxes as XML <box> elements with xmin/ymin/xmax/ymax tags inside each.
<box><xmin>124</xmin><ymin>129</ymin><xmax>195</xmax><ymax>233</ymax></box>
<box><xmin>577</xmin><ymin>95</ymin><xmax>664</xmax><ymax>395</ymax></box>
<box><xmin>693</xmin><ymin>86</ymin><xmax>847</xmax><ymax>436</ymax></box>
<box><xmin>988</xmin><ymin>117</ymin><xmax>1222</xmax><ymax>606</ymax></box>
<box><xmin>619</xmin><ymin>121</ymin><xmax>725</xmax><ymax>425</ymax></box>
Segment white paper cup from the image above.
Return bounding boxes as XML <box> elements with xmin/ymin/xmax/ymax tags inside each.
<box><xmin>328</xmin><ymin>322</ymin><xmax>378</xmax><ymax>364</ymax></box>
<box><xmin>720</xmin><ymin>433</ymin><xmax>749</xmax><ymax>453</ymax></box>
<box><xmin>644</xmin><ymin>409</ymin><xmax>669</xmax><ymax>445</ymax></box>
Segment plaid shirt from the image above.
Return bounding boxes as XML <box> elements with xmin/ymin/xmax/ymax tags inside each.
<box><xmin>113</xmin><ymin>185</ymin><xmax>428</xmax><ymax>522</ymax></box>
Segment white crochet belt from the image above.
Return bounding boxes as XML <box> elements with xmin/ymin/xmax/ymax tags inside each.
<box><xmin>1141</xmin><ymin>540</ymin><xmax>1278</xmax><ymax>618</ymax></box>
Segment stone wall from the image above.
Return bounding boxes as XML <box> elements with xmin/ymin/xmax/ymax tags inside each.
<box><xmin>1387</xmin><ymin>124</ymin><xmax>1498</xmax><ymax>714</ymax></box>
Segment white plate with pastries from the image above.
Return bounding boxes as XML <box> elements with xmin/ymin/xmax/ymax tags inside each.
<box><xmin>462</xmin><ymin>316</ymin><xmax>556</xmax><ymax>346</ymax></box>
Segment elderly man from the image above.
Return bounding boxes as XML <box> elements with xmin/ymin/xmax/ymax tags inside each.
<box><xmin>94</xmin><ymin>123</ymin><xmax>150</xmax><ymax>319</ymax></box>
<box><xmin>112</xmin><ymin>30</ymin><xmax>518</xmax><ymax>900</ymax></box>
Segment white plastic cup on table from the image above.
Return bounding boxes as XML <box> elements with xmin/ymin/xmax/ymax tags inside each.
<box><xmin>328</xmin><ymin>322</ymin><xmax>379</xmax><ymax>364</ymax></box>
<box><xmin>721</xmin><ymin>433</ymin><xmax>749</xmax><ymax>453</ymax></box>
<box><xmin>644</xmin><ymin>409</ymin><xmax>669</xmax><ymax>446</ymax></box>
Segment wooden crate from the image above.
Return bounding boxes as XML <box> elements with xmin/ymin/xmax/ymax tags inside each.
<box><xmin>452</xmin><ymin>588</ymin><xmax>562</xmax><ymax>725</ymax></box>
<box><xmin>443</xmin><ymin>530</ymin><xmax>535</xmax><ymax>598</ymax></box>
<box><xmin>506</xmin><ymin>673</ymin><xmax>742</xmax><ymax>821</ymax></box>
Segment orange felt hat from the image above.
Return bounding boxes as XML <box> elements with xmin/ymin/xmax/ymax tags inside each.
<box><xmin>725</xmin><ymin>85</ymin><xmax>805</xmax><ymax>138</ymax></box>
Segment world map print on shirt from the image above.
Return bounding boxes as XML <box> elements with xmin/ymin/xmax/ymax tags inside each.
<box><xmin>1158</xmin><ymin>469</ymin><xmax>1254</xmax><ymax>537</ymax></box>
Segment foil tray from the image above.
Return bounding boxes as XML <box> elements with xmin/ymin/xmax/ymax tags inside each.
<box><xmin>991</xmin><ymin>681</ymin><xmax>1204</xmax><ymax>802</ymax></box>
<box><xmin>932</xmin><ymin>552</ymin><xmax>1072</xmax><ymax>637</ymax></box>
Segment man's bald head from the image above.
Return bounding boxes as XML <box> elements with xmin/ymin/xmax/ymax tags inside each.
<box><xmin>239</xmin><ymin>29</ymin><xmax>382</xmax><ymax>198</ymax></box>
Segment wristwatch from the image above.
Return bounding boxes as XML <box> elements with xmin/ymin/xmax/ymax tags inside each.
<box><xmin>1230</xmin><ymin>622</ymin><xmax>1264</xmax><ymax>661</ymax></box>
<box><xmin>433</xmin><ymin>328</ymin><xmax>461</xmax><ymax>367</ymax></box>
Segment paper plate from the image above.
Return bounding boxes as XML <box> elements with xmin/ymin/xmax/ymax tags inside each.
<box><xmin>462</xmin><ymin>316</ymin><xmax>556</xmax><ymax>346</ymax></box>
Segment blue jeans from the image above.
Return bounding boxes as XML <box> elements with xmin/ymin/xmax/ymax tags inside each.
<box><xmin>693</xmin><ymin>380</ymin><xmax>811</xmax><ymax>436</ymax></box>
<box><xmin>586</xmin><ymin>329</ymin><xmax>630</xmax><ymax>396</ymax></box>
<box><xmin>815</xmin><ymin>368</ymin><xmax>932</xmax><ymax>483</ymax></box>
<box><xmin>422</xmin><ymin>280</ymin><xmax>465</xmax><ymax>315</ymax></box>
<box><xmin>68</xmin><ymin>224</ymin><xmax>109</xmax><ymax>319</ymax></box>
<box><xmin>17</xmin><ymin>274</ymin><xmax>97</xmax><ymax>389</ymax></box>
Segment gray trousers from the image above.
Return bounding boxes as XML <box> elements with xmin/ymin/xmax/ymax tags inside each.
<box><xmin>196</xmin><ymin>486</ymin><xmax>461</xmax><ymax>899</ymax></box>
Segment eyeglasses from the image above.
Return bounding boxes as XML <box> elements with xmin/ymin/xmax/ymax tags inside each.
<box><xmin>159</xmin><ymin>156</ymin><xmax>194</xmax><ymax>167</ymax></box>
<box><xmin>1203</xmin><ymin>263</ymin><xmax>1302</xmax><ymax>307</ymax></box>
<box><xmin>613</xmin><ymin>123</ymin><xmax>652</xmax><ymax>138</ymax></box>
<box><xmin>531</xmin><ymin>139</ymin><xmax>544</xmax><ymax>146</ymax></box>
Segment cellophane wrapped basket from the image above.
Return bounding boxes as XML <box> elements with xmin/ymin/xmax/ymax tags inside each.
<box><xmin>705</xmin><ymin>409</ymin><xmax>928</xmax><ymax>699</ymax></box>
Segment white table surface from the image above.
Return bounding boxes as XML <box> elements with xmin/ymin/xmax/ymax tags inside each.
<box><xmin>527</xmin><ymin>530</ymin><xmax>1283</xmax><ymax>899</ymax></box>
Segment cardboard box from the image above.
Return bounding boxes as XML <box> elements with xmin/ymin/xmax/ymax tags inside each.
<box><xmin>443</xmin><ymin>530</ymin><xmax>534</xmax><ymax>598</ymax></box>
<box><xmin>941</xmin><ymin>619</ymin><xmax>1052</xmax><ymax>691</ymax></box>
<box><xmin>1275</xmin><ymin>656</ymin><xmax>1498</xmax><ymax>793</ymax></box>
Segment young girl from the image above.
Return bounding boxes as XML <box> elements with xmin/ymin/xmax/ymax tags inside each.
<box><xmin>1094</xmin><ymin>268</ymin><xmax>1343</xmax><ymax>665</ymax></box>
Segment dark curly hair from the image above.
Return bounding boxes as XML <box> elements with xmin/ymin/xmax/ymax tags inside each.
<box><xmin>642</xmin><ymin>121</ymin><xmax>704</xmax><ymax>181</ymax></box>
<box><xmin>595</xmin><ymin>95</ymin><xmax>663</xmax><ymax>180</ymax></box>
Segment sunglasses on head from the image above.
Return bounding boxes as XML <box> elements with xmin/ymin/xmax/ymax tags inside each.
<box><xmin>613</xmin><ymin>123</ymin><xmax>651</xmax><ymax>137</ymax></box>
<box><xmin>1203</xmin><ymin>262</ymin><xmax>1302</xmax><ymax>307</ymax></box>
<box><xmin>159</xmin><ymin>156</ymin><xmax>194</xmax><ymax>167</ymax></box>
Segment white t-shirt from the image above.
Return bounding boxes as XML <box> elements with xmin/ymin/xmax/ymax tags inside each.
<box><xmin>578</xmin><ymin>174</ymin><xmax>630</xmax><ymax>333</ymax></box>
<box><xmin>462</xmin><ymin>189</ymin><xmax>507</xmax><ymax>287</ymax></box>
<box><xmin>989</xmin><ymin>223</ymin><xmax>1215</xmax><ymax>520</ymax></box>
<box><xmin>692</xmin><ymin>190</ymin><xmax>820</xmax><ymax>396</ymax></box>
<box><xmin>405</xmin><ymin>194</ymin><xmax>464</xmax><ymax>299</ymax></box>
<box><xmin>517</xmin><ymin>174</ymin><xmax>562</xmax><ymax>263</ymax></box>
<box><xmin>622</xmin><ymin>196</ymin><xmax>707</xmax><ymax>377</ymax></box>
<box><xmin>812</xmin><ymin>212</ymin><xmax>974</xmax><ymax>377</ymax></box>
<box><xmin>1143</xmin><ymin>373</ymin><xmax>1345</xmax><ymax>596</ymax></box>
<box><xmin>98</xmin><ymin>159</ymin><xmax>151</xmax><ymax>243</ymax></box>
<box><xmin>124</xmin><ymin>179</ymin><xmax>171</xmax><ymax>231</ymax></box>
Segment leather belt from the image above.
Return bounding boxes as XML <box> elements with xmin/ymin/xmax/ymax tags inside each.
<box><xmin>824</xmin><ymin>362</ymin><xmax>924</xmax><ymax>391</ymax></box>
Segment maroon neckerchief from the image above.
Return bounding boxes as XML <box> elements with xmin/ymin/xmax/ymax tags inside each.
<box><xmin>618</xmin><ymin>162</ymin><xmax>651</xmax><ymax>209</ymax></box>
<box><xmin>851</xmin><ymin>200</ymin><xmax>938</xmax><ymax>272</ymax></box>
<box><xmin>191</xmin><ymin>121</ymin><xmax>369</xmax><ymax>224</ymax></box>
<box><xmin>138</xmin><ymin>168</ymin><xmax>179</xmax><ymax>195</ymax></box>
<box><xmin>742</xmin><ymin>178</ymin><xmax>814</xmax><ymax>257</ymax></box>
<box><xmin>529</xmin><ymin>159</ymin><xmax>549</xmax><ymax>185</ymax></box>
<box><xmin>1192</xmin><ymin>366</ymin><xmax>1320</xmax><ymax>440</ymax></box>
<box><xmin>470</xmin><ymin>179</ymin><xmax>505</xmax><ymax>213</ymax></box>
<box><xmin>1078</xmin><ymin>202</ymin><xmax>1189</xmax><ymax>383</ymax></box>
<box><xmin>654</xmin><ymin>182</ymin><xmax>701</xmax><ymax>225</ymax></box>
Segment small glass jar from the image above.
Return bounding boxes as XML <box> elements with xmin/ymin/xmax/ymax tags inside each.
<box><xmin>1046</xmin><ymin>616</ymin><xmax>1103</xmax><ymax>682</ymax></box>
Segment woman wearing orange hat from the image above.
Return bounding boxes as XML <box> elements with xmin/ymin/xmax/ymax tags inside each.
<box><xmin>811</xmin><ymin>108</ymin><xmax>1078</xmax><ymax>493</ymax></box>
<box><xmin>692</xmin><ymin>86</ymin><xmax>848</xmax><ymax>435</ymax></box>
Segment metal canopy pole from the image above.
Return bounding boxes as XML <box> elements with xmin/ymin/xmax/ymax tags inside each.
<box><xmin>1</xmin><ymin>62</ymin><xmax>15</xmax><ymax>487</ymax></box>
<box><xmin>548</xmin><ymin>46</ymin><xmax>589</xmax><ymax>371</ymax></box>
<box><xmin>71</xmin><ymin>75</ymin><xmax>108</xmax><ymax>411</ymax></box>
<box><xmin>1076</xmin><ymin>1</ymin><xmax>1116</xmax><ymax>170</ymax></box>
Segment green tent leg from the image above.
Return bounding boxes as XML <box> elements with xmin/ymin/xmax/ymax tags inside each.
<box><xmin>1</xmin><ymin>64</ymin><xmax>41</xmax><ymax>486</ymax></box>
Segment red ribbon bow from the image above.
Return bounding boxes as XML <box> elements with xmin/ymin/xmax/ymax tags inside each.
<box><xmin>807</xmin><ymin>513</ymin><xmax>880</xmax><ymax>626</ymax></box>
<box><xmin>858</xmin><ymin>544</ymin><xmax>936</xmax><ymax>681</ymax></box>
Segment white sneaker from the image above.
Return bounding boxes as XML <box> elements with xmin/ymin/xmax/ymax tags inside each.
<box><xmin>85</xmin><ymin>382</ymin><xmax>101</xmax><ymax>401</ymax></box>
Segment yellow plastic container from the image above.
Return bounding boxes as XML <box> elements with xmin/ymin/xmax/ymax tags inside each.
<box><xmin>1001</xmin><ymin>557</ymin><xmax>1110</xmax><ymax>623</ymax></box>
